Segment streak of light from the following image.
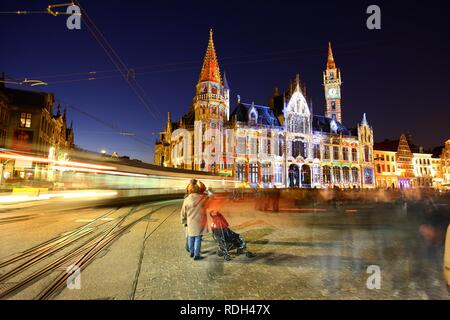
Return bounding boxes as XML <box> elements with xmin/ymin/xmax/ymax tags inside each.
<box><xmin>0</xmin><ymin>152</ymin><xmax>117</xmax><ymax>170</ymax></box>
<box><xmin>51</xmin><ymin>166</ymin><xmax>148</xmax><ymax>177</ymax></box>
<box><xmin>0</xmin><ymin>191</ymin><xmax>118</xmax><ymax>203</ymax></box>
<box><xmin>280</xmin><ymin>208</ymin><xmax>327</xmax><ymax>212</ymax></box>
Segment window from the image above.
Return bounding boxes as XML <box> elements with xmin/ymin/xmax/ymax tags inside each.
<box><xmin>211</xmin><ymin>136</ymin><xmax>216</xmax><ymax>153</ymax></box>
<box><xmin>323</xmin><ymin>166</ymin><xmax>331</xmax><ymax>184</ymax></box>
<box><xmin>20</xmin><ymin>113</ymin><xmax>32</xmax><ymax>128</ymax></box>
<box><xmin>324</xmin><ymin>146</ymin><xmax>330</xmax><ymax>160</ymax></box>
<box><xmin>333</xmin><ymin>146</ymin><xmax>340</xmax><ymax>160</ymax></box>
<box><xmin>351</xmin><ymin>148</ymin><xmax>358</xmax><ymax>162</ymax></box>
<box><xmin>292</xmin><ymin>141</ymin><xmax>305</xmax><ymax>158</ymax></box>
<box><xmin>237</xmin><ymin>137</ymin><xmax>246</xmax><ymax>154</ymax></box>
<box><xmin>236</xmin><ymin>163</ymin><xmax>246</xmax><ymax>182</ymax></box>
<box><xmin>274</xmin><ymin>164</ymin><xmax>283</xmax><ymax>184</ymax></box>
<box><xmin>262</xmin><ymin>163</ymin><xmax>271</xmax><ymax>183</ymax></box>
<box><xmin>364</xmin><ymin>167</ymin><xmax>374</xmax><ymax>185</ymax></box>
<box><xmin>211</xmin><ymin>87</ymin><xmax>217</xmax><ymax>94</ymax></box>
<box><xmin>250</xmin><ymin>137</ymin><xmax>257</xmax><ymax>155</ymax></box>
<box><xmin>278</xmin><ymin>135</ymin><xmax>284</xmax><ymax>156</ymax></box>
<box><xmin>342</xmin><ymin>167</ymin><xmax>350</xmax><ymax>183</ymax></box>
<box><xmin>351</xmin><ymin>167</ymin><xmax>359</xmax><ymax>184</ymax></box>
<box><xmin>249</xmin><ymin>163</ymin><xmax>258</xmax><ymax>184</ymax></box>
<box><xmin>331</xmin><ymin>101</ymin><xmax>336</xmax><ymax>110</ymax></box>
<box><xmin>333</xmin><ymin>167</ymin><xmax>341</xmax><ymax>183</ymax></box>
<box><xmin>342</xmin><ymin>147</ymin><xmax>349</xmax><ymax>161</ymax></box>
<box><xmin>364</xmin><ymin>145</ymin><xmax>371</xmax><ymax>162</ymax></box>
<box><xmin>313</xmin><ymin>144</ymin><xmax>320</xmax><ymax>159</ymax></box>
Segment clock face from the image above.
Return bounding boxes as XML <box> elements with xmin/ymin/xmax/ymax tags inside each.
<box><xmin>328</xmin><ymin>88</ymin><xmax>338</xmax><ymax>98</ymax></box>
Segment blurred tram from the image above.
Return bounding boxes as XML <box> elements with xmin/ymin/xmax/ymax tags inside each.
<box><xmin>56</xmin><ymin>155</ymin><xmax>238</xmax><ymax>194</ymax></box>
<box><xmin>0</xmin><ymin>148</ymin><xmax>238</xmax><ymax>196</ymax></box>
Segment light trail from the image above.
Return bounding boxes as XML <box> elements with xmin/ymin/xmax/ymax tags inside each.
<box><xmin>0</xmin><ymin>152</ymin><xmax>116</xmax><ymax>170</ymax></box>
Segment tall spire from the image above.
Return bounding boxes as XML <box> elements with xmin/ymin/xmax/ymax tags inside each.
<box><xmin>327</xmin><ymin>42</ymin><xmax>336</xmax><ymax>69</ymax></box>
<box><xmin>361</xmin><ymin>113</ymin><xmax>368</xmax><ymax>125</ymax></box>
<box><xmin>166</xmin><ymin>112</ymin><xmax>172</xmax><ymax>132</ymax></box>
<box><xmin>199</xmin><ymin>29</ymin><xmax>222</xmax><ymax>84</ymax></box>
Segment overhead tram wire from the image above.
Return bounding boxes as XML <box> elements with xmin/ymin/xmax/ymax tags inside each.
<box><xmin>31</xmin><ymin>47</ymin><xmax>369</xmax><ymax>86</ymax></box>
<box><xmin>73</xmin><ymin>0</ymin><xmax>161</xmax><ymax>120</ymax></box>
<box><xmin>14</xmin><ymin>36</ymin><xmax>399</xmax><ymax>86</ymax></box>
<box><xmin>57</xmin><ymin>99</ymin><xmax>154</xmax><ymax>147</ymax></box>
<box><xmin>23</xmin><ymin>37</ymin><xmax>398</xmax><ymax>86</ymax></box>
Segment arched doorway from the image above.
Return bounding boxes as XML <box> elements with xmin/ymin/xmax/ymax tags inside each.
<box><xmin>288</xmin><ymin>164</ymin><xmax>299</xmax><ymax>188</ymax></box>
<box><xmin>301</xmin><ymin>165</ymin><xmax>311</xmax><ymax>188</ymax></box>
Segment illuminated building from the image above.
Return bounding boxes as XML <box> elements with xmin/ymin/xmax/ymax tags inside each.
<box><xmin>374</xmin><ymin>134</ymin><xmax>444</xmax><ymax>189</ymax></box>
<box><xmin>154</xmin><ymin>30</ymin><xmax>375</xmax><ymax>188</ymax></box>
<box><xmin>441</xmin><ymin>140</ymin><xmax>450</xmax><ymax>189</ymax></box>
<box><xmin>0</xmin><ymin>81</ymin><xmax>74</xmax><ymax>181</ymax></box>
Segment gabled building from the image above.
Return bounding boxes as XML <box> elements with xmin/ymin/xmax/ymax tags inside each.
<box><xmin>374</xmin><ymin>134</ymin><xmax>443</xmax><ymax>189</ymax></box>
<box><xmin>154</xmin><ymin>31</ymin><xmax>375</xmax><ymax>188</ymax></box>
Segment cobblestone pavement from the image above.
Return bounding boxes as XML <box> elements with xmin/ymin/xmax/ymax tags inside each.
<box><xmin>134</xmin><ymin>198</ymin><xmax>450</xmax><ymax>300</ymax></box>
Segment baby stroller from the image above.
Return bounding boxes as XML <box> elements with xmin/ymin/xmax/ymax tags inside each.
<box><xmin>209</xmin><ymin>211</ymin><xmax>254</xmax><ymax>261</ymax></box>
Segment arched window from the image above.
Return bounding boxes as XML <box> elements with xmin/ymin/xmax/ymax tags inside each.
<box><xmin>211</xmin><ymin>86</ymin><xmax>217</xmax><ymax>94</ymax></box>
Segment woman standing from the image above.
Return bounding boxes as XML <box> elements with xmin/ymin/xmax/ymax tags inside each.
<box><xmin>181</xmin><ymin>180</ymin><xmax>209</xmax><ymax>260</ymax></box>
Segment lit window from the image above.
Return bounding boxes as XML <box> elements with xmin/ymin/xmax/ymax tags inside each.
<box><xmin>342</xmin><ymin>147</ymin><xmax>349</xmax><ymax>161</ymax></box>
<box><xmin>333</xmin><ymin>146</ymin><xmax>340</xmax><ymax>160</ymax></box>
<box><xmin>236</xmin><ymin>163</ymin><xmax>246</xmax><ymax>182</ymax></box>
<box><xmin>324</xmin><ymin>146</ymin><xmax>331</xmax><ymax>160</ymax></box>
<box><xmin>262</xmin><ymin>163</ymin><xmax>271</xmax><ymax>183</ymax></box>
<box><xmin>20</xmin><ymin>113</ymin><xmax>32</xmax><ymax>128</ymax></box>
<box><xmin>249</xmin><ymin>163</ymin><xmax>258</xmax><ymax>184</ymax></box>
<box><xmin>274</xmin><ymin>164</ymin><xmax>283</xmax><ymax>183</ymax></box>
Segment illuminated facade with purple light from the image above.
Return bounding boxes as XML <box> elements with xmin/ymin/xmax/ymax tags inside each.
<box><xmin>154</xmin><ymin>31</ymin><xmax>375</xmax><ymax>189</ymax></box>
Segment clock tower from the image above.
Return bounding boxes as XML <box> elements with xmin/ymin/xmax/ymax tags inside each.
<box><xmin>323</xmin><ymin>42</ymin><xmax>343</xmax><ymax>123</ymax></box>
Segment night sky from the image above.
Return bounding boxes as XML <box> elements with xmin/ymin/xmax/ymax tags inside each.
<box><xmin>1</xmin><ymin>0</ymin><xmax>449</xmax><ymax>162</ymax></box>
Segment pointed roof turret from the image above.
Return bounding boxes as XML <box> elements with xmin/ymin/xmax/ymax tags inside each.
<box><xmin>199</xmin><ymin>29</ymin><xmax>222</xmax><ymax>84</ymax></box>
<box><xmin>327</xmin><ymin>42</ymin><xmax>336</xmax><ymax>69</ymax></box>
<box><xmin>361</xmin><ymin>113</ymin><xmax>368</xmax><ymax>125</ymax></box>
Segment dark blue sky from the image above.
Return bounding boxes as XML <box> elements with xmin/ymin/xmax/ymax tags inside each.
<box><xmin>1</xmin><ymin>0</ymin><xmax>449</xmax><ymax>162</ymax></box>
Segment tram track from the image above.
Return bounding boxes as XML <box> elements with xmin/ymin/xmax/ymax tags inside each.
<box><xmin>0</xmin><ymin>199</ymin><xmax>181</xmax><ymax>300</ymax></box>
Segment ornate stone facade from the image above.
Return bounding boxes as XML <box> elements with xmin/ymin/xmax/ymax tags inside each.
<box><xmin>154</xmin><ymin>31</ymin><xmax>375</xmax><ymax>188</ymax></box>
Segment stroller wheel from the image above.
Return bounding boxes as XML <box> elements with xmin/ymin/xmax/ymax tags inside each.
<box><xmin>217</xmin><ymin>250</ymin><xmax>224</xmax><ymax>257</ymax></box>
<box><xmin>245</xmin><ymin>252</ymin><xmax>256</xmax><ymax>258</ymax></box>
<box><xmin>224</xmin><ymin>254</ymin><xmax>232</xmax><ymax>261</ymax></box>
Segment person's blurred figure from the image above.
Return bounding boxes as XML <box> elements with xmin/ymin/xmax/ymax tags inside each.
<box><xmin>272</xmin><ymin>185</ymin><xmax>280</xmax><ymax>212</ymax></box>
<box><xmin>254</xmin><ymin>186</ymin><xmax>262</xmax><ymax>211</ymax></box>
<box><xmin>181</xmin><ymin>179</ymin><xmax>209</xmax><ymax>260</ymax></box>
<box><xmin>444</xmin><ymin>224</ymin><xmax>450</xmax><ymax>286</ymax></box>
